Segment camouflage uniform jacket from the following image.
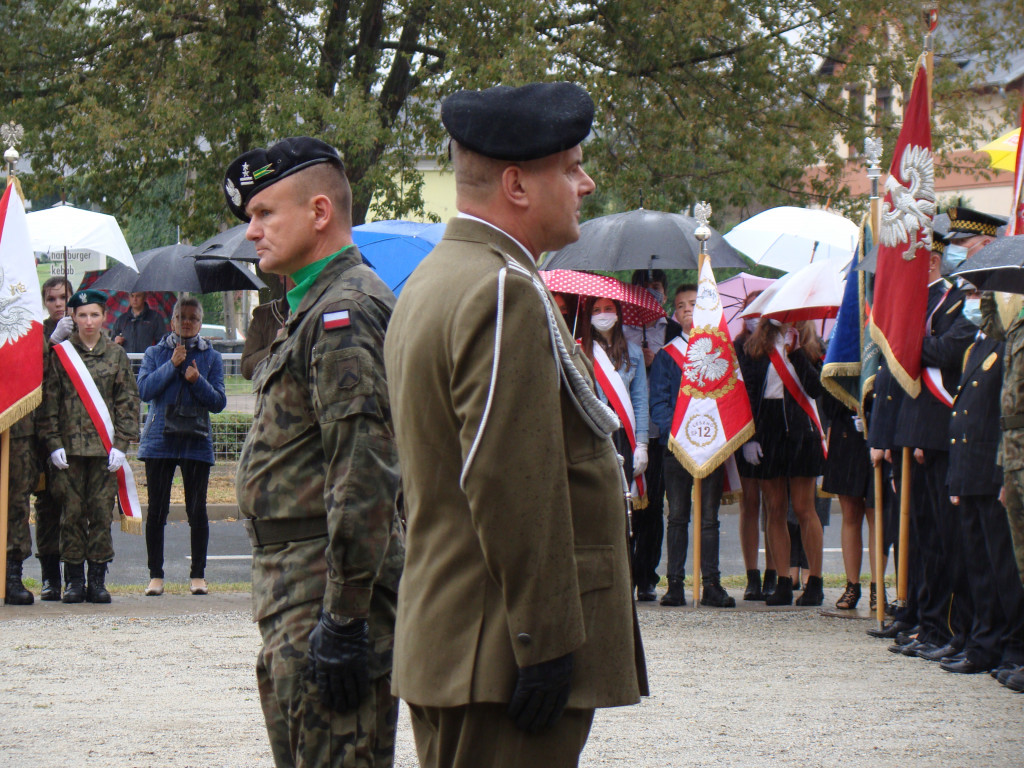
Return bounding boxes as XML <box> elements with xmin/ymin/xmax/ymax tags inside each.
<box><xmin>236</xmin><ymin>247</ymin><xmax>404</xmax><ymax>628</ymax></box>
<box><xmin>39</xmin><ymin>332</ymin><xmax>139</xmax><ymax>457</ymax></box>
<box><xmin>981</xmin><ymin>294</ymin><xmax>1024</xmax><ymax>470</ymax></box>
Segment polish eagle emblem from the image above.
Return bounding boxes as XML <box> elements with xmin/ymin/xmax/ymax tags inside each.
<box><xmin>684</xmin><ymin>337</ymin><xmax>730</xmax><ymax>388</ymax></box>
<box><xmin>879</xmin><ymin>144</ymin><xmax>935</xmax><ymax>260</ymax></box>
<box><xmin>0</xmin><ymin>266</ymin><xmax>34</xmax><ymax>346</ymax></box>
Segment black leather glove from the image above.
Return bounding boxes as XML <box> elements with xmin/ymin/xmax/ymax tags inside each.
<box><xmin>506</xmin><ymin>652</ymin><xmax>573</xmax><ymax>733</ymax></box>
<box><xmin>306</xmin><ymin>614</ymin><xmax>370</xmax><ymax>713</ymax></box>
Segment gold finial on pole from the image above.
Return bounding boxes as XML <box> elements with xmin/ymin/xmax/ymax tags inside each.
<box><xmin>2</xmin><ymin>122</ymin><xmax>24</xmax><ymax>188</ymax></box>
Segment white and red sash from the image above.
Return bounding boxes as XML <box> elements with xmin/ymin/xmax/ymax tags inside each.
<box><xmin>53</xmin><ymin>341</ymin><xmax>142</xmax><ymax>523</ymax></box>
<box><xmin>922</xmin><ymin>284</ymin><xmax>955</xmax><ymax>407</ymax></box>
<box><xmin>662</xmin><ymin>335</ymin><xmax>688</xmax><ymax>370</ymax></box>
<box><xmin>591</xmin><ymin>342</ymin><xmax>646</xmax><ymax>506</ymax></box>
<box><xmin>768</xmin><ymin>339</ymin><xmax>828</xmax><ymax>459</ymax></box>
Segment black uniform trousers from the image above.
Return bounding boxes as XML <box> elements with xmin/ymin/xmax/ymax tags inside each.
<box><xmin>631</xmin><ymin>438</ymin><xmax>665</xmax><ymax>591</ymax></box>
<box><xmin>890</xmin><ymin>458</ymin><xmax>923</xmax><ymax>629</ymax></box>
<box><xmin>960</xmin><ymin>495</ymin><xmax>1024</xmax><ymax>668</ymax></box>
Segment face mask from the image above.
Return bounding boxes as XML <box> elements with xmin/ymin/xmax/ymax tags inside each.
<box><xmin>744</xmin><ymin>318</ymin><xmax>758</xmax><ymax>333</ymax></box>
<box><xmin>941</xmin><ymin>244</ymin><xmax>968</xmax><ymax>275</ymax></box>
<box><xmin>963</xmin><ymin>298</ymin><xmax>982</xmax><ymax>326</ymax></box>
<box><xmin>591</xmin><ymin>313</ymin><xmax>617</xmax><ymax>332</ymax></box>
<box><xmin>649</xmin><ymin>289</ymin><xmax>665</xmax><ymax>304</ymax></box>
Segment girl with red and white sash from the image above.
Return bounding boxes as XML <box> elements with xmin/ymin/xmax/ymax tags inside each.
<box><xmin>581</xmin><ymin>297</ymin><xmax>649</xmax><ymax>509</ymax></box>
<box><xmin>737</xmin><ymin>318</ymin><xmax>826</xmax><ymax>607</ymax></box>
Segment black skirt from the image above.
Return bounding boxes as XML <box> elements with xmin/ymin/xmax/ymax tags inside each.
<box><xmin>756</xmin><ymin>399</ymin><xmax>825</xmax><ymax>479</ymax></box>
<box><xmin>822</xmin><ymin>412</ymin><xmax>872</xmax><ymax>498</ymax></box>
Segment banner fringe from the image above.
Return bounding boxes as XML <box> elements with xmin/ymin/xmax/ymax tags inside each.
<box><xmin>820</xmin><ymin>362</ymin><xmax>862</xmax><ymax>412</ymax></box>
<box><xmin>868</xmin><ymin>320</ymin><xmax>921</xmax><ymax>398</ymax></box>
<box><xmin>667</xmin><ymin>422</ymin><xmax>755</xmax><ymax>481</ymax></box>
<box><xmin>120</xmin><ymin>513</ymin><xmax>142</xmax><ymax>536</ymax></box>
<box><xmin>0</xmin><ymin>387</ymin><xmax>41</xmax><ymax>434</ymax></box>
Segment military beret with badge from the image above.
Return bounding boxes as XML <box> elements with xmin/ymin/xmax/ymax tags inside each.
<box><xmin>441</xmin><ymin>82</ymin><xmax>594</xmax><ymax>162</ymax></box>
<box><xmin>224</xmin><ymin>136</ymin><xmax>344</xmax><ymax>222</ymax></box>
<box><xmin>67</xmin><ymin>289</ymin><xmax>108</xmax><ymax>310</ymax></box>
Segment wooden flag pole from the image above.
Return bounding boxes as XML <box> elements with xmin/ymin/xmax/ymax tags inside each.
<box><xmin>693</xmin><ymin>477</ymin><xmax>702</xmax><ymax>608</ymax></box>
<box><xmin>0</xmin><ymin>154</ymin><xmax>15</xmax><ymax>604</ymax></box>
<box><xmin>874</xmin><ymin>462</ymin><xmax>885</xmax><ymax>625</ymax></box>
<box><xmin>897</xmin><ymin>447</ymin><xmax>912</xmax><ymax>605</ymax></box>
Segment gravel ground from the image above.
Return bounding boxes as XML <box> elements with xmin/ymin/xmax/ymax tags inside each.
<box><xmin>0</xmin><ymin>591</ymin><xmax>1021</xmax><ymax>767</ymax></box>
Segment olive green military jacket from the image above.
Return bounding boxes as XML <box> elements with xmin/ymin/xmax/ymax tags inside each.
<box><xmin>39</xmin><ymin>332</ymin><xmax>139</xmax><ymax>457</ymax></box>
<box><xmin>981</xmin><ymin>294</ymin><xmax>1024</xmax><ymax>470</ymax></box>
<box><xmin>385</xmin><ymin>217</ymin><xmax>647</xmax><ymax>710</ymax></box>
<box><xmin>236</xmin><ymin>248</ymin><xmax>404</xmax><ymax>638</ymax></box>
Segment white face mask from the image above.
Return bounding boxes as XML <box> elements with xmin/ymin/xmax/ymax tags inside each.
<box><xmin>591</xmin><ymin>314</ymin><xmax>617</xmax><ymax>333</ymax></box>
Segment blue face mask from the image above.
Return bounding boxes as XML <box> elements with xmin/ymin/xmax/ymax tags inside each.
<box><xmin>941</xmin><ymin>244</ymin><xmax>969</xmax><ymax>275</ymax></box>
<box><xmin>963</xmin><ymin>297</ymin><xmax>982</xmax><ymax>326</ymax></box>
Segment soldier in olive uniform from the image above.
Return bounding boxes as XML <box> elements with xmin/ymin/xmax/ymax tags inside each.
<box><xmin>39</xmin><ymin>289</ymin><xmax>139</xmax><ymax>603</ymax></box>
<box><xmin>226</xmin><ymin>137</ymin><xmax>404</xmax><ymax>768</ymax></box>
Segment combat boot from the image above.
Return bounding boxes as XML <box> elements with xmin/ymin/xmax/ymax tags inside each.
<box><xmin>86</xmin><ymin>561</ymin><xmax>112</xmax><ymax>604</ymax></box>
<box><xmin>700</xmin><ymin>581</ymin><xmax>736</xmax><ymax>608</ymax></box>
<box><xmin>765</xmin><ymin>575</ymin><xmax>793</xmax><ymax>606</ymax></box>
<box><xmin>660</xmin><ymin>577</ymin><xmax>686</xmax><ymax>606</ymax></box>
<box><xmin>39</xmin><ymin>555</ymin><xmax>61</xmax><ymax>601</ymax></box>
<box><xmin>795</xmin><ymin>575</ymin><xmax>824</xmax><ymax>606</ymax></box>
<box><xmin>61</xmin><ymin>562</ymin><xmax>86</xmax><ymax>603</ymax></box>
<box><xmin>4</xmin><ymin>558</ymin><xmax>34</xmax><ymax>605</ymax></box>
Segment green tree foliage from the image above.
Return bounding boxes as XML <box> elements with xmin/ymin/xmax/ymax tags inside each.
<box><xmin>2</xmin><ymin>0</ymin><xmax>1019</xmax><ymax>247</ymax></box>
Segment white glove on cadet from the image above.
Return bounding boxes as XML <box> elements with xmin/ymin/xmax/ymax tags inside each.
<box><xmin>853</xmin><ymin>416</ymin><xmax>865</xmax><ymax>433</ymax></box>
<box><xmin>107</xmin><ymin>447</ymin><xmax>126</xmax><ymax>472</ymax></box>
<box><xmin>742</xmin><ymin>441</ymin><xmax>763</xmax><ymax>466</ymax></box>
<box><xmin>50</xmin><ymin>448</ymin><xmax>69</xmax><ymax>470</ymax></box>
<box><xmin>49</xmin><ymin>316</ymin><xmax>74</xmax><ymax>344</ymax></box>
<box><xmin>632</xmin><ymin>443</ymin><xmax>649</xmax><ymax>476</ymax></box>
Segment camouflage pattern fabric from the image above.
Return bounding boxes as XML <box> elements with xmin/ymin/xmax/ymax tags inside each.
<box><xmin>33</xmin><ymin>477</ymin><xmax>61</xmax><ymax>558</ymax></box>
<box><xmin>48</xmin><ymin>456</ymin><xmax>116</xmax><ymax>564</ymax></box>
<box><xmin>1004</xmin><ymin>468</ymin><xmax>1024</xmax><ymax>586</ymax></box>
<box><xmin>257</xmin><ymin>599</ymin><xmax>398</xmax><ymax>768</ymax></box>
<box><xmin>6</xmin><ymin>435</ymin><xmax>36</xmax><ymax>560</ymax></box>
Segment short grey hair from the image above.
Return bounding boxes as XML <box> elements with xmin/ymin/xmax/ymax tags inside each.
<box><xmin>172</xmin><ymin>296</ymin><xmax>204</xmax><ymax>322</ymax></box>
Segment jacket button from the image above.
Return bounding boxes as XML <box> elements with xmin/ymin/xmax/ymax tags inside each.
<box><xmin>972</xmin><ymin>381</ymin><xmax>979</xmax><ymax>387</ymax></box>
<box><xmin>887</xmin><ymin>395</ymin><xmax>893</xmax><ymax>401</ymax></box>
<box><xmin>952</xmin><ymin>411</ymin><xmax>957</xmax><ymax>417</ymax></box>
<box><xmin>517</xmin><ymin>633</ymin><xmax>532</xmax><ymax>645</ymax></box>
<box><xmin>950</xmin><ymin>438</ymin><xmax>956</xmax><ymax>444</ymax></box>
<box><xmin>962</xmin><ymin>410</ymin><xmax>968</xmax><ymax>416</ymax></box>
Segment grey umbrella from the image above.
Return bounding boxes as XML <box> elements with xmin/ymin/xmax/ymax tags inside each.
<box><xmin>90</xmin><ymin>242</ymin><xmax>266</xmax><ymax>293</ymax></box>
<box><xmin>542</xmin><ymin>208</ymin><xmax>747</xmax><ymax>271</ymax></box>
<box><xmin>953</xmin><ymin>235</ymin><xmax>1024</xmax><ymax>294</ymax></box>
<box><xmin>190</xmin><ymin>224</ymin><xmax>258</xmax><ymax>263</ymax></box>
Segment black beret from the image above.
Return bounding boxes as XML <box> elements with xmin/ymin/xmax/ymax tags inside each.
<box><xmin>441</xmin><ymin>82</ymin><xmax>594</xmax><ymax>162</ymax></box>
<box><xmin>67</xmin><ymin>289</ymin><xmax>107</xmax><ymax>310</ymax></box>
<box><xmin>223</xmin><ymin>137</ymin><xmax>344</xmax><ymax>222</ymax></box>
<box><xmin>946</xmin><ymin>206</ymin><xmax>1006</xmax><ymax>239</ymax></box>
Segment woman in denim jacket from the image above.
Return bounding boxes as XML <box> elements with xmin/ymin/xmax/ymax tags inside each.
<box><xmin>137</xmin><ymin>297</ymin><xmax>227</xmax><ymax>596</ymax></box>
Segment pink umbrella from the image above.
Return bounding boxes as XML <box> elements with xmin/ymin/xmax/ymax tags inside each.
<box><xmin>718</xmin><ymin>272</ymin><xmax>775</xmax><ymax>337</ymax></box>
<box><xmin>540</xmin><ymin>270</ymin><xmax>666</xmax><ymax>326</ymax></box>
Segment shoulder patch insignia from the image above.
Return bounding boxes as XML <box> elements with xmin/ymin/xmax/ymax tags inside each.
<box><xmin>983</xmin><ymin>352</ymin><xmax>998</xmax><ymax>371</ymax></box>
<box><xmin>323</xmin><ymin>310</ymin><xmax>350</xmax><ymax>330</ymax></box>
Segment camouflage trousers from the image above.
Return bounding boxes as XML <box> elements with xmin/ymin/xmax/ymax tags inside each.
<box><xmin>1001</xmin><ymin>468</ymin><xmax>1024</xmax><ymax>586</ymax></box>
<box><xmin>49</xmin><ymin>456</ymin><xmax>116</xmax><ymax>565</ymax></box>
<box><xmin>256</xmin><ymin>600</ymin><xmax>398</xmax><ymax>768</ymax></box>
<box><xmin>6</xmin><ymin>436</ymin><xmax>37</xmax><ymax>560</ymax></box>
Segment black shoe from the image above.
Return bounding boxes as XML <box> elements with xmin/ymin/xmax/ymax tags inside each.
<box><xmin>660</xmin><ymin>578</ymin><xmax>686</xmax><ymax>607</ymax></box>
<box><xmin>4</xmin><ymin>558</ymin><xmax>34</xmax><ymax>605</ymax></box>
<box><xmin>743</xmin><ymin>570</ymin><xmax>763</xmax><ymax>601</ymax></box>
<box><xmin>700</xmin><ymin>582</ymin><xmax>736</xmax><ymax>608</ymax></box>
<box><xmin>991</xmin><ymin>662</ymin><xmax>1021</xmax><ymax>680</ymax></box>
<box><xmin>761</xmin><ymin>570</ymin><xmax>777</xmax><ymax>600</ymax></box>
<box><xmin>918</xmin><ymin>642</ymin><xmax>962</xmax><ymax>662</ymax></box>
<box><xmin>636</xmin><ymin>587</ymin><xmax>657</xmax><ymax>602</ymax></box>
<box><xmin>836</xmin><ymin>581</ymin><xmax>861</xmax><ymax>610</ymax></box>
<box><xmin>940</xmin><ymin>657</ymin><xmax>990</xmax><ymax>674</ymax></box>
<box><xmin>893</xmin><ymin>639</ymin><xmax>925</xmax><ymax>656</ymax></box>
<box><xmin>39</xmin><ymin>554</ymin><xmax>61</xmax><ymax>601</ymax></box>
<box><xmin>61</xmin><ymin>562</ymin><xmax>86</xmax><ymax>603</ymax></box>
<box><xmin>904</xmin><ymin>640</ymin><xmax>940</xmax><ymax>658</ymax></box>
<box><xmin>795</xmin><ymin>576</ymin><xmax>824</xmax><ymax>607</ymax></box>
<box><xmin>941</xmin><ymin>650</ymin><xmax>967</xmax><ymax>664</ymax></box>
<box><xmin>866</xmin><ymin>620</ymin><xmax>913</xmax><ymax>639</ymax></box>
<box><xmin>765</xmin><ymin>576</ymin><xmax>794</xmax><ymax>606</ymax></box>
<box><xmin>86</xmin><ymin>561</ymin><xmax>111</xmax><ymax>604</ymax></box>
<box><xmin>1001</xmin><ymin>668</ymin><xmax>1024</xmax><ymax>692</ymax></box>
<box><xmin>895</xmin><ymin>626</ymin><xmax>922</xmax><ymax>646</ymax></box>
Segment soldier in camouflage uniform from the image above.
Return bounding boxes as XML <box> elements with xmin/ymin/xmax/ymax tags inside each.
<box><xmin>225</xmin><ymin>137</ymin><xmax>404</xmax><ymax>768</ymax></box>
<box><xmin>39</xmin><ymin>289</ymin><xmax>139</xmax><ymax>604</ymax></box>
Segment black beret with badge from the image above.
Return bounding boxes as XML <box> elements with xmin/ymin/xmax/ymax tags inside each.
<box><xmin>441</xmin><ymin>82</ymin><xmax>594</xmax><ymax>162</ymax></box>
<box><xmin>223</xmin><ymin>136</ymin><xmax>344</xmax><ymax>222</ymax></box>
<box><xmin>946</xmin><ymin>206</ymin><xmax>1007</xmax><ymax>239</ymax></box>
<box><xmin>67</xmin><ymin>288</ymin><xmax>108</xmax><ymax>310</ymax></box>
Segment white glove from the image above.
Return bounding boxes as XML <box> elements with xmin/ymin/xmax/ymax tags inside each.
<box><xmin>853</xmin><ymin>416</ymin><xmax>865</xmax><ymax>433</ymax></box>
<box><xmin>49</xmin><ymin>316</ymin><xmax>74</xmax><ymax>344</ymax></box>
<box><xmin>107</xmin><ymin>447</ymin><xmax>126</xmax><ymax>472</ymax></box>
<box><xmin>742</xmin><ymin>441</ymin><xmax>763</xmax><ymax>466</ymax></box>
<box><xmin>50</xmin><ymin>448</ymin><xmax>69</xmax><ymax>470</ymax></box>
<box><xmin>632</xmin><ymin>443</ymin><xmax>649</xmax><ymax>476</ymax></box>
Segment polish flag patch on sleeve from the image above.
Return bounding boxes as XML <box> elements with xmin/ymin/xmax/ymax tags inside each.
<box><xmin>323</xmin><ymin>310</ymin><xmax>351</xmax><ymax>330</ymax></box>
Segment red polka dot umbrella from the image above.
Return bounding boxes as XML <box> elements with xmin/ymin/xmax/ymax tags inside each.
<box><xmin>540</xmin><ymin>270</ymin><xmax>666</xmax><ymax>326</ymax></box>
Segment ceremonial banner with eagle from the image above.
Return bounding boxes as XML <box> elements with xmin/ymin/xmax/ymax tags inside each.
<box><xmin>667</xmin><ymin>254</ymin><xmax>754</xmax><ymax>478</ymax></box>
<box><xmin>0</xmin><ymin>183</ymin><xmax>44</xmax><ymax>432</ymax></box>
<box><xmin>869</xmin><ymin>61</ymin><xmax>933</xmax><ymax>397</ymax></box>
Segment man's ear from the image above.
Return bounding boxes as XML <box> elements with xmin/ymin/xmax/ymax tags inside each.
<box><xmin>310</xmin><ymin>194</ymin><xmax>332</xmax><ymax>231</ymax></box>
<box><xmin>499</xmin><ymin>164</ymin><xmax>529</xmax><ymax>210</ymax></box>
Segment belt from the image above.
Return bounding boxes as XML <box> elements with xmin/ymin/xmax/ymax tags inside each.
<box><xmin>1001</xmin><ymin>415</ymin><xmax>1024</xmax><ymax>431</ymax></box>
<box><xmin>242</xmin><ymin>517</ymin><xmax>328</xmax><ymax>547</ymax></box>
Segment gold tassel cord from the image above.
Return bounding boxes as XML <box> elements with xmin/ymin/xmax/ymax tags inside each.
<box><xmin>0</xmin><ymin>387</ymin><xmax>41</xmax><ymax>435</ymax></box>
<box><xmin>120</xmin><ymin>513</ymin><xmax>142</xmax><ymax>536</ymax></box>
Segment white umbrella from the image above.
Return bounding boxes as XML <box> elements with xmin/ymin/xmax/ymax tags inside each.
<box><xmin>724</xmin><ymin>206</ymin><xmax>859</xmax><ymax>272</ymax></box>
<box><xmin>741</xmin><ymin>258</ymin><xmax>847</xmax><ymax>324</ymax></box>
<box><xmin>25</xmin><ymin>202</ymin><xmax>137</xmax><ymax>271</ymax></box>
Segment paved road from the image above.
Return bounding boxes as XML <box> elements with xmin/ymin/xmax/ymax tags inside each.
<box><xmin>24</xmin><ymin>499</ymin><xmax>865</xmax><ymax>588</ymax></box>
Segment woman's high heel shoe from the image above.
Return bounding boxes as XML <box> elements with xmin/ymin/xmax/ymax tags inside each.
<box><xmin>836</xmin><ymin>581</ymin><xmax>861</xmax><ymax>610</ymax></box>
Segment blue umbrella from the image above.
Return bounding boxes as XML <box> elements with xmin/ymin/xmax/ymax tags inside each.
<box><xmin>352</xmin><ymin>220</ymin><xmax>446</xmax><ymax>295</ymax></box>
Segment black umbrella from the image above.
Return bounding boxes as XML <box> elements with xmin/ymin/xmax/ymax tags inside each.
<box><xmin>953</xmin><ymin>235</ymin><xmax>1024</xmax><ymax>294</ymax></box>
<box><xmin>190</xmin><ymin>224</ymin><xmax>257</xmax><ymax>262</ymax></box>
<box><xmin>542</xmin><ymin>208</ymin><xmax>746</xmax><ymax>271</ymax></box>
<box><xmin>90</xmin><ymin>243</ymin><xmax>266</xmax><ymax>293</ymax></box>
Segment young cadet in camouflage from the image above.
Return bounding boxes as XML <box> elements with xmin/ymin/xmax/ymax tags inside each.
<box><xmin>39</xmin><ymin>289</ymin><xmax>139</xmax><ymax>604</ymax></box>
<box><xmin>226</xmin><ymin>137</ymin><xmax>403</xmax><ymax>768</ymax></box>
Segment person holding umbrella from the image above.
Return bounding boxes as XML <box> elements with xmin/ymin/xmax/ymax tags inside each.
<box><xmin>111</xmin><ymin>291</ymin><xmax>167</xmax><ymax>353</ymax></box>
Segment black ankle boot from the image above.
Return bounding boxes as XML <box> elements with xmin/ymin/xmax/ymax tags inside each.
<box><xmin>86</xmin><ymin>561</ymin><xmax>111</xmax><ymax>604</ymax></box>
<box><xmin>62</xmin><ymin>562</ymin><xmax>86</xmax><ymax>603</ymax></box>
<box><xmin>4</xmin><ymin>558</ymin><xmax>34</xmax><ymax>605</ymax></box>
<box><xmin>701</xmin><ymin>581</ymin><xmax>736</xmax><ymax>608</ymax></box>
<box><xmin>744</xmin><ymin>569</ymin><xmax>764</xmax><ymax>601</ymax></box>
<box><xmin>795</xmin><ymin>575</ymin><xmax>824</xmax><ymax>606</ymax></box>
<box><xmin>761</xmin><ymin>569</ymin><xmax>778</xmax><ymax>600</ymax></box>
<box><xmin>39</xmin><ymin>554</ymin><xmax>62</xmax><ymax>601</ymax></box>
<box><xmin>765</xmin><ymin>575</ymin><xmax>793</xmax><ymax>606</ymax></box>
<box><xmin>660</xmin><ymin>578</ymin><xmax>686</xmax><ymax>607</ymax></box>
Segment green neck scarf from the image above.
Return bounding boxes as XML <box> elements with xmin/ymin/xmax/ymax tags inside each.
<box><xmin>286</xmin><ymin>246</ymin><xmax>353</xmax><ymax>313</ymax></box>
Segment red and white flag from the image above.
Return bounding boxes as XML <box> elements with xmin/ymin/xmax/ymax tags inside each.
<box><xmin>668</xmin><ymin>255</ymin><xmax>754</xmax><ymax>478</ymax></box>
<box><xmin>1007</xmin><ymin>104</ymin><xmax>1024</xmax><ymax>237</ymax></box>
<box><xmin>591</xmin><ymin>342</ymin><xmax>647</xmax><ymax>508</ymax></box>
<box><xmin>869</xmin><ymin>61</ymin><xmax>933</xmax><ymax>397</ymax></box>
<box><xmin>0</xmin><ymin>184</ymin><xmax>45</xmax><ymax>432</ymax></box>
